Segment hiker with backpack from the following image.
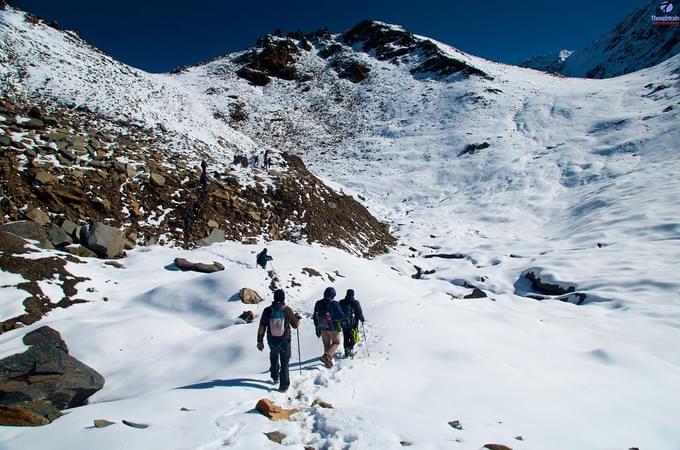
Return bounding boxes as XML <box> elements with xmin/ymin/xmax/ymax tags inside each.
<box><xmin>339</xmin><ymin>289</ymin><xmax>365</xmax><ymax>358</ymax></box>
<box><xmin>257</xmin><ymin>289</ymin><xmax>301</xmax><ymax>392</ymax></box>
<box><xmin>256</xmin><ymin>248</ymin><xmax>273</xmax><ymax>269</ymax></box>
<box><xmin>313</xmin><ymin>287</ymin><xmax>346</xmax><ymax>368</ymax></box>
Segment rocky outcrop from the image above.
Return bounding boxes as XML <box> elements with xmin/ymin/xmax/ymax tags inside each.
<box><xmin>343</xmin><ymin>20</ymin><xmax>490</xmax><ymax>79</ymax></box>
<box><xmin>173</xmin><ymin>257</ymin><xmax>224</xmax><ymax>273</ymax></box>
<box><xmin>234</xmin><ymin>36</ymin><xmax>301</xmax><ymax>85</ymax></box>
<box><xmin>0</xmin><ymin>326</ymin><xmax>104</xmax><ymax>425</ymax></box>
<box><xmin>1</xmin><ymin>99</ymin><xmax>394</xmax><ymax>257</ymax></box>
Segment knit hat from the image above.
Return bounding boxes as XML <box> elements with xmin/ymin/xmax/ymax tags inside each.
<box><xmin>323</xmin><ymin>287</ymin><xmax>336</xmax><ymax>300</ymax></box>
<box><xmin>273</xmin><ymin>289</ymin><xmax>285</xmax><ymax>304</ymax></box>
<box><xmin>345</xmin><ymin>289</ymin><xmax>355</xmax><ymax>301</ymax></box>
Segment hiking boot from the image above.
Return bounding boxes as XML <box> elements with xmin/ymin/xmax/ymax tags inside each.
<box><xmin>320</xmin><ymin>355</ymin><xmax>333</xmax><ymax>368</ymax></box>
<box><xmin>278</xmin><ymin>385</ymin><xmax>289</xmax><ymax>393</ymax></box>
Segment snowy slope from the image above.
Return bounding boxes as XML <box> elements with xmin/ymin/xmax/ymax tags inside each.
<box><xmin>2</xmin><ymin>3</ymin><xmax>680</xmax><ymax>450</ymax></box>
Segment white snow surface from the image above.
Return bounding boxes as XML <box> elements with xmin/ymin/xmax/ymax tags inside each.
<box><xmin>1</xmin><ymin>5</ymin><xmax>680</xmax><ymax>450</ymax></box>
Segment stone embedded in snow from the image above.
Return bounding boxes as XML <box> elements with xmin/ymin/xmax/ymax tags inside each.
<box><xmin>26</xmin><ymin>208</ymin><xmax>50</xmax><ymax>225</ymax></box>
<box><xmin>448</xmin><ymin>420</ymin><xmax>463</xmax><ymax>430</ymax></box>
<box><xmin>173</xmin><ymin>257</ymin><xmax>224</xmax><ymax>273</ymax></box>
<box><xmin>264</xmin><ymin>431</ymin><xmax>286</xmax><ymax>444</ymax></box>
<box><xmin>463</xmin><ymin>288</ymin><xmax>487</xmax><ymax>299</ymax></box>
<box><xmin>240</xmin><ymin>288</ymin><xmax>263</xmax><ymax>304</ymax></box>
<box><xmin>311</xmin><ymin>399</ymin><xmax>334</xmax><ymax>409</ymax></box>
<box><xmin>238</xmin><ymin>311</ymin><xmax>256</xmax><ymax>323</ymax></box>
<box><xmin>150</xmin><ymin>172</ymin><xmax>165</xmax><ymax>187</ymax></box>
<box><xmin>484</xmin><ymin>445</ymin><xmax>513</xmax><ymax>450</ymax></box>
<box><xmin>122</xmin><ymin>420</ymin><xmax>149</xmax><ymax>429</ymax></box>
<box><xmin>85</xmin><ymin>222</ymin><xmax>125</xmax><ymax>258</ymax></box>
<box><xmin>255</xmin><ymin>398</ymin><xmax>300</xmax><ymax>421</ymax></box>
<box><xmin>93</xmin><ymin>419</ymin><xmax>116</xmax><ymax>428</ymax></box>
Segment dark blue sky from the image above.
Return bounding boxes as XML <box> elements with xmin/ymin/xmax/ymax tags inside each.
<box><xmin>13</xmin><ymin>0</ymin><xmax>646</xmax><ymax>73</ymax></box>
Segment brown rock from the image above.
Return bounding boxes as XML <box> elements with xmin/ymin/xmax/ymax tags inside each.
<box><xmin>0</xmin><ymin>405</ymin><xmax>50</xmax><ymax>426</ymax></box>
<box><xmin>26</xmin><ymin>208</ymin><xmax>51</xmax><ymax>226</ymax></box>
<box><xmin>207</xmin><ymin>219</ymin><xmax>219</xmax><ymax>229</ymax></box>
<box><xmin>150</xmin><ymin>172</ymin><xmax>166</xmax><ymax>187</ymax></box>
<box><xmin>484</xmin><ymin>445</ymin><xmax>513</xmax><ymax>450</ymax></box>
<box><xmin>174</xmin><ymin>257</ymin><xmax>224</xmax><ymax>273</ymax></box>
<box><xmin>255</xmin><ymin>398</ymin><xmax>300</xmax><ymax>421</ymax></box>
<box><xmin>239</xmin><ymin>288</ymin><xmax>263</xmax><ymax>304</ymax></box>
<box><xmin>311</xmin><ymin>399</ymin><xmax>334</xmax><ymax>409</ymax></box>
<box><xmin>264</xmin><ymin>431</ymin><xmax>286</xmax><ymax>444</ymax></box>
<box><xmin>238</xmin><ymin>311</ymin><xmax>256</xmax><ymax>323</ymax></box>
<box><xmin>63</xmin><ymin>244</ymin><xmax>97</xmax><ymax>258</ymax></box>
<box><xmin>34</xmin><ymin>170</ymin><xmax>56</xmax><ymax>185</ymax></box>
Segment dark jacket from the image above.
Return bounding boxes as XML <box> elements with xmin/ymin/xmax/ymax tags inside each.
<box><xmin>339</xmin><ymin>297</ymin><xmax>365</xmax><ymax>329</ymax></box>
<box><xmin>313</xmin><ymin>299</ymin><xmax>345</xmax><ymax>332</ymax></box>
<box><xmin>256</xmin><ymin>250</ymin><xmax>272</xmax><ymax>268</ymax></box>
<box><xmin>257</xmin><ymin>303</ymin><xmax>299</xmax><ymax>343</ymax></box>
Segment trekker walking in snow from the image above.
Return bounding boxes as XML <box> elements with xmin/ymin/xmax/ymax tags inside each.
<box><xmin>256</xmin><ymin>248</ymin><xmax>273</xmax><ymax>269</ymax></box>
<box><xmin>257</xmin><ymin>289</ymin><xmax>301</xmax><ymax>392</ymax></box>
<box><xmin>313</xmin><ymin>287</ymin><xmax>345</xmax><ymax>368</ymax></box>
<box><xmin>200</xmin><ymin>160</ymin><xmax>209</xmax><ymax>190</ymax></box>
<box><xmin>339</xmin><ymin>289</ymin><xmax>365</xmax><ymax>358</ymax></box>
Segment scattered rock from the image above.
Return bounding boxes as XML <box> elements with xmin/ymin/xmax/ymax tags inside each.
<box><xmin>459</xmin><ymin>142</ymin><xmax>490</xmax><ymax>157</ymax></box>
<box><xmin>85</xmin><ymin>222</ymin><xmax>124</xmax><ymax>258</ymax></box>
<box><xmin>524</xmin><ymin>270</ymin><xmax>575</xmax><ymax>296</ymax></box>
<box><xmin>238</xmin><ymin>311</ymin><xmax>256</xmax><ymax>323</ymax></box>
<box><xmin>448</xmin><ymin>420</ymin><xmax>463</xmax><ymax>430</ymax></box>
<box><xmin>239</xmin><ymin>288</ymin><xmax>263</xmax><ymax>304</ymax></box>
<box><xmin>463</xmin><ymin>288</ymin><xmax>487</xmax><ymax>299</ymax></box>
<box><xmin>93</xmin><ymin>419</ymin><xmax>116</xmax><ymax>428</ymax></box>
<box><xmin>302</xmin><ymin>267</ymin><xmax>321</xmax><ymax>277</ymax></box>
<box><xmin>264</xmin><ymin>430</ymin><xmax>286</xmax><ymax>444</ymax></box>
<box><xmin>149</xmin><ymin>172</ymin><xmax>165</xmax><ymax>187</ymax></box>
<box><xmin>515</xmin><ymin>436</ymin><xmax>524</xmax><ymax>441</ymax></box>
<box><xmin>400</xmin><ymin>441</ymin><xmax>412</xmax><ymax>447</ymax></box>
<box><xmin>173</xmin><ymin>257</ymin><xmax>224</xmax><ymax>273</ymax></box>
<box><xmin>0</xmin><ymin>220</ymin><xmax>54</xmax><ymax>249</ymax></box>
<box><xmin>484</xmin><ymin>445</ymin><xmax>513</xmax><ymax>450</ymax></box>
<box><xmin>311</xmin><ymin>399</ymin><xmax>334</xmax><ymax>409</ymax></box>
<box><xmin>34</xmin><ymin>170</ymin><xmax>57</xmax><ymax>185</ymax></box>
<box><xmin>25</xmin><ymin>208</ymin><xmax>51</xmax><ymax>226</ymax></box>
<box><xmin>104</xmin><ymin>261</ymin><xmax>124</xmax><ymax>269</ymax></box>
<box><xmin>207</xmin><ymin>219</ymin><xmax>219</xmax><ymax>229</ymax></box>
<box><xmin>255</xmin><ymin>398</ymin><xmax>300</xmax><ymax>421</ymax></box>
<box><xmin>49</xmin><ymin>225</ymin><xmax>72</xmax><ymax>247</ymax></box>
<box><xmin>122</xmin><ymin>419</ymin><xmax>149</xmax><ymax>429</ymax></box>
<box><xmin>63</xmin><ymin>244</ymin><xmax>97</xmax><ymax>258</ymax></box>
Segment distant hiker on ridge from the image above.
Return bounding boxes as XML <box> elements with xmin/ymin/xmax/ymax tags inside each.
<box><xmin>339</xmin><ymin>289</ymin><xmax>365</xmax><ymax>358</ymax></box>
<box><xmin>313</xmin><ymin>287</ymin><xmax>345</xmax><ymax>368</ymax></box>
<box><xmin>256</xmin><ymin>248</ymin><xmax>273</xmax><ymax>269</ymax></box>
<box><xmin>200</xmin><ymin>160</ymin><xmax>209</xmax><ymax>190</ymax></box>
<box><xmin>257</xmin><ymin>289</ymin><xmax>301</xmax><ymax>392</ymax></box>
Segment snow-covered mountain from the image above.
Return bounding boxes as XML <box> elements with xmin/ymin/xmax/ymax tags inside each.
<box><xmin>524</xmin><ymin>0</ymin><xmax>680</xmax><ymax>78</ymax></box>
<box><xmin>520</xmin><ymin>49</ymin><xmax>573</xmax><ymax>74</ymax></box>
<box><xmin>2</xmin><ymin>2</ymin><xmax>680</xmax><ymax>450</ymax></box>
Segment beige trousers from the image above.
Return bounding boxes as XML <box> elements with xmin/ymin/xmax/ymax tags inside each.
<box><xmin>321</xmin><ymin>330</ymin><xmax>342</xmax><ymax>363</ymax></box>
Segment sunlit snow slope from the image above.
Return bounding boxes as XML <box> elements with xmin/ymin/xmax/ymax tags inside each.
<box><xmin>1</xmin><ymin>5</ymin><xmax>680</xmax><ymax>450</ymax></box>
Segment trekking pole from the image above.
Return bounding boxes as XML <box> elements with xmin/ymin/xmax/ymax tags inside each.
<box><xmin>296</xmin><ymin>328</ymin><xmax>302</xmax><ymax>375</ymax></box>
<box><xmin>361</xmin><ymin>322</ymin><xmax>370</xmax><ymax>357</ymax></box>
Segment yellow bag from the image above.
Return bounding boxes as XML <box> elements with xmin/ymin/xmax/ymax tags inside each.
<box><xmin>351</xmin><ymin>327</ymin><xmax>361</xmax><ymax>343</ymax></box>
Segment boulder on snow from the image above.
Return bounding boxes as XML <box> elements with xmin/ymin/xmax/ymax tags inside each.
<box><xmin>0</xmin><ymin>221</ymin><xmax>53</xmax><ymax>249</ymax></box>
<box><xmin>255</xmin><ymin>398</ymin><xmax>300</xmax><ymax>421</ymax></box>
<box><xmin>264</xmin><ymin>431</ymin><xmax>286</xmax><ymax>444</ymax></box>
<box><xmin>0</xmin><ymin>404</ymin><xmax>51</xmax><ymax>426</ymax></box>
<box><xmin>85</xmin><ymin>222</ymin><xmax>124</xmax><ymax>258</ymax></box>
<box><xmin>239</xmin><ymin>288</ymin><xmax>263</xmax><ymax>304</ymax></box>
<box><xmin>173</xmin><ymin>257</ymin><xmax>224</xmax><ymax>273</ymax></box>
<box><xmin>49</xmin><ymin>225</ymin><xmax>72</xmax><ymax>247</ymax></box>
<box><xmin>63</xmin><ymin>244</ymin><xmax>97</xmax><ymax>258</ymax></box>
<box><xmin>463</xmin><ymin>288</ymin><xmax>487</xmax><ymax>299</ymax></box>
<box><xmin>484</xmin><ymin>445</ymin><xmax>513</xmax><ymax>450</ymax></box>
<box><xmin>0</xmin><ymin>326</ymin><xmax>104</xmax><ymax>425</ymax></box>
<box><xmin>311</xmin><ymin>399</ymin><xmax>334</xmax><ymax>409</ymax></box>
